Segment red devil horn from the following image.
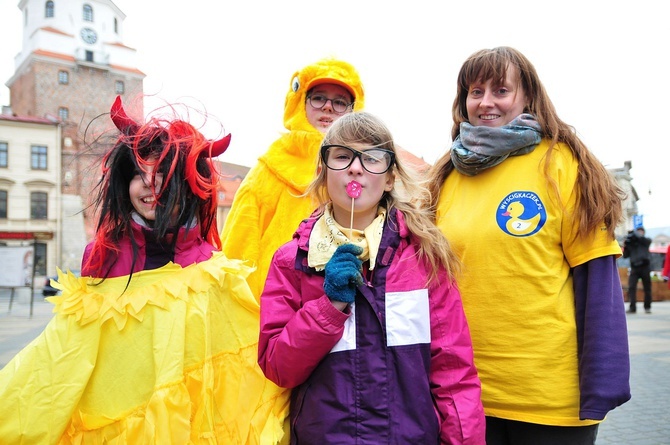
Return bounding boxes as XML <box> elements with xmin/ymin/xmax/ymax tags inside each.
<box><xmin>208</xmin><ymin>133</ymin><xmax>231</xmax><ymax>157</ymax></box>
<box><xmin>110</xmin><ymin>96</ymin><xmax>139</xmax><ymax>133</ymax></box>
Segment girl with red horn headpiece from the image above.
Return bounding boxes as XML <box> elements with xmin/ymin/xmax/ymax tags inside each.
<box><xmin>83</xmin><ymin>95</ymin><xmax>231</xmax><ymax>279</ymax></box>
<box><xmin>0</xmin><ymin>96</ymin><xmax>288</xmax><ymax>444</ymax></box>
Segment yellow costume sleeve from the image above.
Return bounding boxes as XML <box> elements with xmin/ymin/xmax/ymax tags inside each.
<box><xmin>221</xmin><ymin>131</ymin><xmax>323</xmax><ymax>302</ymax></box>
<box><xmin>0</xmin><ymin>253</ymin><xmax>289</xmax><ymax>444</ymax></box>
<box><xmin>221</xmin><ymin>173</ymin><xmax>263</xmax><ymax>295</ymax></box>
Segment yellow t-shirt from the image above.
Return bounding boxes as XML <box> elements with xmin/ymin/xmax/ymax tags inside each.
<box><xmin>436</xmin><ymin>140</ymin><xmax>621</xmax><ymax>426</ymax></box>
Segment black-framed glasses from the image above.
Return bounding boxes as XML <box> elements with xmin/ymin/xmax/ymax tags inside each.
<box><xmin>307</xmin><ymin>94</ymin><xmax>353</xmax><ymax>114</ymax></box>
<box><xmin>320</xmin><ymin>144</ymin><xmax>395</xmax><ymax>174</ymax></box>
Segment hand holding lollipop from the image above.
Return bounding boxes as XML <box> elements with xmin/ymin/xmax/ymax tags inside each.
<box><xmin>346</xmin><ymin>181</ymin><xmax>361</xmax><ymax>238</ymax></box>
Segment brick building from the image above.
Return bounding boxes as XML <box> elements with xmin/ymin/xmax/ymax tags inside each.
<box><xmin>7</xmin><ymin>0</ymin><xmax>144</xmax><ymax>244</ymax></box>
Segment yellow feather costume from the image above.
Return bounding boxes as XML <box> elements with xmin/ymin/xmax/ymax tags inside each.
<box><xmin>220</xmin><ymin>58</ymin><xmax>365</xmax><ymax>302</ymax></box>
<box><xmin>0</xmin><ymin>253</ymin><xmax>287</xmax><ymax>444</ymax></box>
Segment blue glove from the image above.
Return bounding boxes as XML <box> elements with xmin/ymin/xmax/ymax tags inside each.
<box><xmin>324</xmin><ymin>244</ymin><xmax>363</xmax><ymax>303</ymax></box>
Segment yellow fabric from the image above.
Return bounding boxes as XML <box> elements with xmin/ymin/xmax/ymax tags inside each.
<box><xmin>220</xmin><ymin>59</ymin><xmax>364</xmax><ymax>444</ymax></box>
<box><xmin>435</xmin><ymin>140</ymin><xmax>621</xmax><ymax>426</ymax></box>
<box><xmin>0</xmin><ymin>253</ymin><xmax>288</xmax><ymax>444</ymax></box>
<box><xmin>221</xmin><ymin>58</ymin><xmax>365</xmax><ymax>302</ymax></box>
<box><xmin>308</xmin><ymin>204</ymin><xmax>385</xmax><ymax>271</ymax></box>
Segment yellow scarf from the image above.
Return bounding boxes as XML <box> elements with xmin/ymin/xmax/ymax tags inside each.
<box><xmin>308</xmin><ymin>203</ymin><xmax>386</xmax><ymax>271</ymax></box>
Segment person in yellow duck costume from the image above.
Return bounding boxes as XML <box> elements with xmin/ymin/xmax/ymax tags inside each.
<box><xmin>220</xmin><ymin>58</ymin><xmax>365</xmax><ymax>302</ymax></box>
<box><xmin>0</xmin><ymin>97</ymin><xmax>287</xmax><ymax>445</ymax></box>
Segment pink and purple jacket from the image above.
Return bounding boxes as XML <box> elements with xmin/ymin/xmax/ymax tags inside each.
<box><xmin>258</xmin><ymin>209</ymin><xmax>485</xmax><ymax>444</ymax></box>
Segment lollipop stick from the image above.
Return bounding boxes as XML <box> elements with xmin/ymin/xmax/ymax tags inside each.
<box><xmin>346</xmin><ymin>181</ymin><xmax>361</xmax><ymax>240</ymax></box>
<box><xmin>350</xmin><ymin>197</ymin><xmax>355</xmax><ymax>239</ymax></box>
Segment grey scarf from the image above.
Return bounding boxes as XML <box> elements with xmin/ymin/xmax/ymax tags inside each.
<box><xmin>450</xmin><ymin>113</ymin><xmax>542</xmax><ymax>176</ymax></box>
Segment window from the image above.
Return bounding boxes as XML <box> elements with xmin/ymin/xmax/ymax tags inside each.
<box><xmin>58</xmin><ymin>70</ymin><xmax>68</xmax><ymax>84</ymax></box>
<box><xmin>0</xmin><ymin>190</ymin><xmax>7</xmax><ymax>219</ymax></box>
<box><xmin>83</xmin><ymin>4</ymin><xmax>93</xmax><ymax>22</ymax></box>
<box><xmin>45</xmin><ymin>1</ymin><xmax>54</xmax><ymax>18</ymax></box>
<box><xmin>35</xmin><ymin>242</ymin><xmax>47</xmax><ymax>275</ymax></box>
<box><xmin>31</xmin><ymin>145</ymin><xmax>47</xmax><ymax>170</ymax></box>
<box><xmin>114</xmin><ymin>17</ymin><xmax>118</xmax><ymax>33</ymax></box>
<box><xmin>30</xmin><ymin>192</ymin><xmax>48</xmax><ymax>220</ymax></box>
<box><xmin>85</xmin><ymin>50</ymin><xmax>94</xmax><ymax>62</ymax></box>
<box><xmin>58</xmin><ymin>107</ymin><xmax>69</xmax><ymax>120</ymax></box>
<box><xmin>115</xmin><ymin>80</ymin><xmax>125</xmax><ymax>94</ymax></box>
<box><xmin>0</xmin><ymin>142</ymin><xmax>7</xmax><ymax>167</ymax></box>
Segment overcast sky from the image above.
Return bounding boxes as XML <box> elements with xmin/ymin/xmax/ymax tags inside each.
<box><xmin>1</xmin><ymin>0</ymin><xmax>669</xmax><ymax>229</ymax></box>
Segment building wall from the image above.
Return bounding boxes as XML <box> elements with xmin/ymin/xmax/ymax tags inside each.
<box><xmin>60</xmin><ymin>193</ymin><xmax>86</xmax><ymax>273</ymax></box>
<box><xmin>0</xmin><ymin>117</ymin><xmax>61</xmax><ymax>281</ymax></box>
<box><xmin>6</xmin><ymin>66</ymin><xmax>36</xmax><ymax>116</ymax></box>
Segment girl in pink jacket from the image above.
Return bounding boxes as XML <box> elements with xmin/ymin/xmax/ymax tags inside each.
<box><xmin>258</xmin><ymin>111</ymin><xmax>485</xmax><ymax>444</ymax></box>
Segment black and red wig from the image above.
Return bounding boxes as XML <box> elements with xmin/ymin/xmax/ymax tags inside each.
<box><xmin>84</xmin><ymin>96</ymin><xmax>230</xmax><ymax>278</ymax></box>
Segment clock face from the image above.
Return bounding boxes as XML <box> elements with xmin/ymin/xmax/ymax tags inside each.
<box><xmin>80</xmin><ymin>28</ymin><xmax>97</xmax><ymax>44</ymax></box>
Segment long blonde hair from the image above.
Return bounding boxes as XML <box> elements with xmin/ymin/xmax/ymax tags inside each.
<box><xmin>306</xmin><ymin>112</ymin><xmax>460</xmax><ymax>283</ymax></box>
<box><xmin>426</xmin><ymin>46</ymin><xmax>625</xmax><ymax>239</ymax></box>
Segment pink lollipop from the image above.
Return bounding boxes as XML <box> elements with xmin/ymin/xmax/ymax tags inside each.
<box><xmin>346</xmin><ymin>181</ymin><xmax>362</xmax><ymax>198</ymax></box>
<box><xmin>346</xmin><ymin>181</ymin><xmax>361</xmax><ymax>238</ymax></box>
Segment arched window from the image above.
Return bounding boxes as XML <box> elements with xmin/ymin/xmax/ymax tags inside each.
<box><xmin>83</xmin><ymin>4</ymin><xmax>93</xmax><ymax>22</ymax></box>
<box><xmin>45</xmin><ymin>1</ymin><xmax>54</xmax><ymax>18</ymax></box>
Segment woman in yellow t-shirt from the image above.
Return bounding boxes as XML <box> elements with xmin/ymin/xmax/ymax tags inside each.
<box><xmin>426</xmin><ymin>46</ymin><xmax>631</xmax><ymax>445</ymax></box>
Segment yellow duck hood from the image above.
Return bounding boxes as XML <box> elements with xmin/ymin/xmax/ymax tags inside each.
<box><xmin>260</xmin><ymin>58</ymin><xmax>366</xmax><ymax>191</ymax></box>
<box><xmin>283</xmin><ymin>57</ymin><xmax>365</xmax><ymax>133</ymax></box>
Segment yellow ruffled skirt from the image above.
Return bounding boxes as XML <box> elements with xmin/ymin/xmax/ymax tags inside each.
<box><xmin>0</xmin><ymin>252</ymin><xmax>289</xmax><ymax>444</ymax></box>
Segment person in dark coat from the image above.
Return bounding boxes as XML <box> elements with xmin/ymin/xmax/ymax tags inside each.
<box><xmin>623</xmin><ymin>227</ymin><xmax>653</xmax><ymax>313</ymax></box>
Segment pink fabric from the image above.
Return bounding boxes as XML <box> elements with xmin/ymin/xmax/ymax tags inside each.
<box><xmin>82</xmin><ymin>220</ymin><xmax>216</xmax><ymax>278</ymax></box>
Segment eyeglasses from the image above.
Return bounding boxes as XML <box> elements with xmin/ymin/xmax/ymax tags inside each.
<box><xmin>307</xmin><ymin>94</ymin><xmax>353</xmax><ymax>114</ymax></box>
<box><xmin>320</xmin><ymin>144</ymin><xmax>395</xmax><ymax>174</ymax></box>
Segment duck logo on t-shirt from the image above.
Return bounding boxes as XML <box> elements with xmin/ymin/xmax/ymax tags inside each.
<box><xmin>496</xmin><ymin>191</ymin><xmax>547</xmax><ymax>237</ymax></box>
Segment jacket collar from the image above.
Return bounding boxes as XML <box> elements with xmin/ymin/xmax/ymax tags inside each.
<box><xmin>294</xmin><ymin>207</ymin><xmax>408</xmax><ymax>265</ymax></box>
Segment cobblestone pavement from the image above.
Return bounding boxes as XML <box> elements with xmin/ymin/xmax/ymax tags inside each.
<box><xmin>1</xmin><ymin>291</ymin><xmax>669</xmax><ymax>443</ymax></box>
<box><xmin>0</xmin><ymin>289</ymin><xmax>56</xmax><ymax>368</ymax></box>
<box><xmin>596</xmin><ymin>300</ymin><xmax>670</xmax><ymax>445</ymax></box>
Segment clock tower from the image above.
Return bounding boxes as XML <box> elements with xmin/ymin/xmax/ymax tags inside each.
<box><xmin>7</xmin><ymin>0</ymin><xmax>145</xmax><ymax>241</ymax></box>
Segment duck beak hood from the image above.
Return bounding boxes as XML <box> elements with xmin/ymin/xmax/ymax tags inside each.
<box><xmin>283</xmin><ymin>58</ymin><xmax>365</xmax><ymax>132</ymax></box>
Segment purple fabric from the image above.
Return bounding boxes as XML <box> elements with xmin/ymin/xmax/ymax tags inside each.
<box><xmin>573</xmin><ymin>255</ymin><xmax>631</xmax><ymax>420</ymax></box>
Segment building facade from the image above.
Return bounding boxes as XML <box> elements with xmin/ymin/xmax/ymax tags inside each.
<box><xmin>0</xmin><ymin>114</ymin><xmax>62</xmax><ymax>283</ymax></box>
<box><xmin>610</xmin><ymin>160</ymin><xmax>639</xmax><ymax>240</ymax></box>
<box><xmin>215</xmin><ymin>161</ymin><xmax>250</xmax><ymax>235</ymax></box>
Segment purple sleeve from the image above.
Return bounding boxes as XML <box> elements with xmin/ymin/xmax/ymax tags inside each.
<box><xmin>573</xmin><ymin>255</ymin><xmax>631</xmax><ymax>420</ymax></box>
